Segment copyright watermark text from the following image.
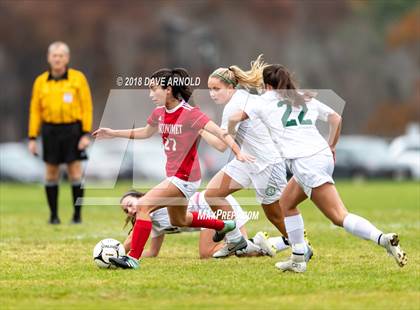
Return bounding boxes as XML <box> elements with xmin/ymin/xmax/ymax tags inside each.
<box><xmin>116</xmin><ymin>76</ymin><xmax>201</xmax><ymax>87</ymax></box>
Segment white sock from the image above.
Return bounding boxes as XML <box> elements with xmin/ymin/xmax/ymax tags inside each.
<box><xmin>343</xmin><ymin>213</ymin><xmax>383</xmax><ymax>245</ymax></box>
<box><xmin>268</xmin><ymin>236</ymin><xmax>289</xmax><ymax>252</ymax></box>
<box><xmin>284</xmin><ymin>214</ymin><xmax>305</xmax><ymax>255</ymax></box>
<box><xmin>225</xmin><ymin>225</ymin><xmax>243</xmax><ymax>243</ymax></box>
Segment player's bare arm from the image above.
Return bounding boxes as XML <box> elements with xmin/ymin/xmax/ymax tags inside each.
<box><xmin>227</xmin><ymin>110</ymin><xmax>249</xmax><ymax>136</ymax></box>
<box><xmin>199</xmin><ymin>129</ymin><xmax>228</xmax><ymax>152</ymax></box>
<box><xmin>327</xmin><ymin>112</ymin><xmax>342</xmax><ymax>160</ymax></box>
<box><xmin>202</xmin><ymin>120</ymin><xmax>255</xmax><ymax>162</ymax></box>
<box><xmin>123</xmin><ymin>230</ymin><xmax>165</xmax><ymax>257</ymax></box>
<box><xmin>92</xmin><ymin>124</ymin><xmax>158</xmax><ymax>140</ymax></box>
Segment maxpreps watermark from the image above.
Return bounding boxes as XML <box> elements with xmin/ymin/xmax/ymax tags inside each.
<box><xmin>197</xmin><ymin>209</ymin><xmax>260</xmax><ymax>221</ymax></box>
<box><xmin>116</xmin><ymin>76</ymin><xmax>201</xmax><ymax>87</ymax></box>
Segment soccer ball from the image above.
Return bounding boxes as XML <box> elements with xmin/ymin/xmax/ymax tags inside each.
<box><xmin>93</xmin><ymin>238</ymin><xmax>125</xmax><ymax>269</ymax></box>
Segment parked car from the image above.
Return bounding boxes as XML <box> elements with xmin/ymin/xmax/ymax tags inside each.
<box><xmin>0</xmin><ymin>142</ymin><xmax>44</xmax><ymax>182</ymax></box>
<box><xmin>334</xmin><ymin>136</ymin><xmax>412</xmax><ymax>180</ymax></box>
<box><xmin>132</xmin><ymin>137</ymin><xmax>167</xmax><ymax>181</ymax></box>
<box><xmin>83</xmin><ymin>139</ymin><xmax>133</xmax><ymax>182</ymax></box>
<box><xmin>389</xmin><ymin>130</ymin><xmax>420</xmax><ymax>180</ymax></box>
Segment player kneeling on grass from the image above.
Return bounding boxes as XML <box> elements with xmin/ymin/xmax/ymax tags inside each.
<box><xmin>120</xmin><ymin>189</ymin><xmax>290</xmax><ymax>258</ymax></box>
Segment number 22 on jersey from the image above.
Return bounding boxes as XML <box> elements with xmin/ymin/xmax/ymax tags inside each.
<box><xmin>277</xmin><ymin>100</ymin><xmax>312</xmax><ymax>127</ymax></box>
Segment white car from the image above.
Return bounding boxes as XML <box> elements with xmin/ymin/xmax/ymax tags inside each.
<box><xmin>83</xmin><ymin>139</ymin><xmax>133</xmax><ymax>183</ymax></box>
<box><xmin>389</xmin><ymin>131</ymin><xmax>420</xmax><ymax>180</ymax></box>
<box><xmin>0</xmin><ymin>142</ymin><xmax>44</xmax><ymax>182</ymax></box>
<box><xmin>132</xmin><ymin>137</ymin><xmax>167</xmax><ymax>181</ymax></box>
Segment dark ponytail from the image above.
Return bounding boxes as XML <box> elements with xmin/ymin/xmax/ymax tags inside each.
<box><xmin>263</xmin><ymin>64</ymin><xmax>315</xmax><ymax>105</ymax></box>
<box><xmin>150</xmin><ymin>67</ymin><xmax>194</xmax><ymax>105</ymax></box>
<box><xmin>172</xmin><ymin>68</ymin><xmax>193</xmax><ymax>103</ymax></box>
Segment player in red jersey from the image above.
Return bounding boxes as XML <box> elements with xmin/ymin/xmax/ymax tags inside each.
<box><xmin>92</xmin><ymin>68</ymin><xmax>253</xmax><ymax>269</ymax></box>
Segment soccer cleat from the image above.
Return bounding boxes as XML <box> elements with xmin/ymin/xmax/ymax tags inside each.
<box><xmin>212</xmin><ymin>220</ymin><xmax>236</xmax><ymax>242</ymax></box>
<box><xmin>109</xmin><ymin>255</ymin><xmax>139</xmax><ymax>269</ymax></box>
<box><xmin>275</xmin><ymin>253</ymin><xmax>306</xmax><ymax>273</ymax></box>
<box><xmin>253</xmin><ymin>232</ymin><xmax>276</xmax><ymax>257</ymax></box>
<box><xmin>303</xmin><ymin>229</ymin><xmax>314</xmax><ymax>262</ymax></box>
<box><xmin>381</xmin><ymin>233</ymin><xmax>407</xmax><ymax>267</ymax></box>
<box><xmin>304</xmin><ymin>243</ymin><xmax>314</xmax><ymax>262</ymax></box>
<box><xmin>212</xmin><ymin>236</ymin><xmax>248</xmax><ymax>258</ymax></box>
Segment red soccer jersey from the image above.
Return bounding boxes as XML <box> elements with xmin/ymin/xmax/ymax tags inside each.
<box><xmin>147</xmin><ymin>101</ymin><xmax>210</xmax><ymax>181</ymax></box>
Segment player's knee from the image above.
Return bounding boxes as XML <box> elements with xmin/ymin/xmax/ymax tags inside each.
<box><xmin>203</xmin><ymin>190</ymin><xmax>220</xmax><ymax>207</ymax></box>
<box><xmin>45</xmin><ymin>168</ymin><xmax>60</xmax><ymax>180</ymax></box>
<box><xmin>68</xmin><ymin>168</ymin><xmax>81</xmax><ymax>177</ymax></box>
<box><xmin>199</xmin><ymin>251</ymin><xmax>212</xmax><ymax>259</ymax></box>
<box><xmin>149</xmin><ymin>251</ymin><xmax>159</xmax><ymax>257</ymax></box>
<box><xmin>68</xmin><ymin>171</ymin><xmax>82</xmax><ymax>182</ymax></box>
<box><xmin>199</xmin><ymin>245</ymin><xmax>216</xmax><ymax>259</ymax></box>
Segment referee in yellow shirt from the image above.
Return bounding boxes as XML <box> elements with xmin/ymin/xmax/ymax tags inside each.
<box><xmin>28</xmin><ymin>41</ymin><xmax>93</xmax><ymax>224</ymax></box>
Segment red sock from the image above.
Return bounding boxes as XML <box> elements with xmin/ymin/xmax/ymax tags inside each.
<box><xmin>128</xmin><ymin>219</ymin><xmax>152</xmax><ymax>259</ymax></box>
<box><xmin>190</xmin><ymin>212</ymin><xmax>225</xmax><ymax>230</ymax></box>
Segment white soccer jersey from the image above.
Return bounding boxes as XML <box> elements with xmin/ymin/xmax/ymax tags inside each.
<box><xmin>244</xmin><ymin>91</ymin><xmax>335</xmax><ymax>159</ymax></box>
<box><xmin>220</xmin><ymin>89</ymin><xmax>281</xmax><ymax>172</ymax></box>
<box><xmin>150</xmin><ymin>191</ymin><xmax>249</xmax><ymax>238</ymax></box>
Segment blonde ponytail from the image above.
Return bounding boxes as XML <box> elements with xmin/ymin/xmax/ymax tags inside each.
<box><xmin>210</xmin><ymin>55</ymin><xmax>267</xmax><ymax>90</ymax></box>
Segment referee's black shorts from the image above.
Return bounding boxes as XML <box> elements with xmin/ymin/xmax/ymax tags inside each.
<box><xmin>41</xmin><ymin>122</ymin><xmax>88</xmax><ymax>164</ymax></box>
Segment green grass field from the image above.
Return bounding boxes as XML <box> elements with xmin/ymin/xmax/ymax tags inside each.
<box><xmin>1</xmin><ymin>181</ymin><xmax>419</xmax><ymax>309</ymax></box>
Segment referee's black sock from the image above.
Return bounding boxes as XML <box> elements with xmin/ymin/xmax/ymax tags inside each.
<box><xmin>45</xmin><ymin>182</ymin><xmax>59</xmax><ymax>219</ymax></box>
<box><xmin>71</xmin><ymin>181</ymin><xmax>84</xmax><ymax>221</ymax></box>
